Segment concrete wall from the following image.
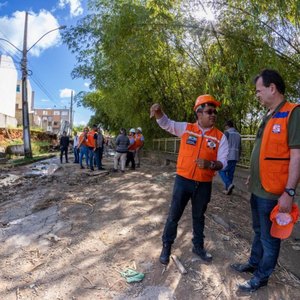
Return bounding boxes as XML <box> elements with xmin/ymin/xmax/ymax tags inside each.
<box><xmin>0</xmin><ymin>113</ymin><xmax>18</xmax><ymax>128</ymax></box>
<box><xmin>0</xmin><ymin>55</ymin><xmax>17</xmax><ymax>118</ymax></box>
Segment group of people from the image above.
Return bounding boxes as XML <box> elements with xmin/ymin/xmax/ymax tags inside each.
<box><xmin>150</xmin><ymin>69</ymin><xmax>300</xmax><ymax>293</ymax></box>
<box><xmin>113</xmin><ymin>127</ymin><xmax>144</xmax><ymax>172</ymax></box>
<box><xmin>72</xmin><ymin>125</ymin><xmax>106</xmax><ymax>171</ymax></box>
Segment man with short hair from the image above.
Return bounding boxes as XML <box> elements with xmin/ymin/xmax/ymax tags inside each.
<box><xmin>60</xmin><ymin>131</ymin><xmax>70</xmax><ymax>163</ymax></box>
<box><xmin>87</xmin><ymin>125</ymin><xmax>98</xmax><ymax>171</ymax></box>
<box><xmin>150</xmin><ymin>95</ymin><xmax>228</xmax><ymax>265</ymax></box>
<box><xmin>219</xmin><ymin>120</ymin><xmax>241</xmax><ymax>195</ymax></box>
<box><xmin>73</xmin><ymin>131</ymin><xmax>80</xmax><ymax>163</ymax></box>
<box><xmin>231</xmin><ymin>69</ymin><xmax>300</xmax><ymax>292</ymax></box>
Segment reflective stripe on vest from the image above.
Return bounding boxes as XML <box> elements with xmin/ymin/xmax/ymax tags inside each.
<box><xmin>177</xmin><ymin>123</ymin><xmax>223</xmax><ymax>182</ymax></box>
<box><xmin>260</xmin><ymin>102</ymin><xmax>299</xmax><ymax>194</ymax></box>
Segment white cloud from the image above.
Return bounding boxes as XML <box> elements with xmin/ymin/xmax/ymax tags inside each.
<box><xmin>59</xmin><ymin>88</ymin><xmax>75</xmax><ymax>98</ymax></box>
<box><xmin>0</xmin><ymin>10</ymin><xmax>62</xmax><ymax>57</ymax></box>
<box><xmin>41</xmin><ymin>98</ymin><xmax>50</xmax><ymax>102</ymax></box>
<box><xmin>84</xmin><ymin>82</ymin><xmax>89</xmax><ymax>87</ymax></box>
<box><xmin>58</xmin><ymin>0</ymin><xmax>83</xmax><ymax>17</ymax></box>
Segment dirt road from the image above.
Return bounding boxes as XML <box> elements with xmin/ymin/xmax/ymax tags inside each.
<box><xmin>0</xmin><ymin>154</ymin><xmax>299</xmax><ymax>299</ymax></box>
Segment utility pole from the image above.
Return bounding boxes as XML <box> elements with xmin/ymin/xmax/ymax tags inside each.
<box><xmin>70</xmin><ymin>90</ymin><xmax>73</xmax><ymax>136</ymax></box>
<box><xmin>21</xmin><ymin>12</ymin><xmax>32</xmax><ymax>158</ymax></box>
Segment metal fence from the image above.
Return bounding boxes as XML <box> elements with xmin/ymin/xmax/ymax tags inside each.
<box><xmin>152</xmin><ymin>135</ymin><xmax>255</xmax><ymax>168</ymax></box>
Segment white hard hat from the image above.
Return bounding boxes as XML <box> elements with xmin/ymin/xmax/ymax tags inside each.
<box><xmin>129</xmin><ymin>128</ymin><xmax>136</xmax><ymax>133</ymax></box>
<box><xmin>137</xmin><ymin>127</ymin><xmax>142</xmax><ymax>132</ymax></box>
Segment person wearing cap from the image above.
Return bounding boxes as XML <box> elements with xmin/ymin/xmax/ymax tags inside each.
<box><xmin>231</xmin><ymin>69</ymin><xmax>300</xmax><ymax>292</ymax></box>
<box><xmin>150</xmin><ymin>95</ymin><xmax>229</xmax><ymax>265</ymax></box>
<box><xmin>126</xmin><ymin>128</ymin><xmax>137</xmax><ymax>170</ymax></box>
<box><xmin>218</xmin><ymin>120</ymin><xmax>241</xmax><ymax>195</ymax></box>
<box><xmin>135</xmin><ymin>127</ymin><xmax>144</xmax><ymax>168</ymax></box>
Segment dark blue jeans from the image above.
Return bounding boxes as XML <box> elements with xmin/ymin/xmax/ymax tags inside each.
<box><xmin>162</xmin><ymin>175</ymin><xmax>212</xmax><ymax>248</ymax></box>
<box><xmin>88</xmin><ymin>147</ymin><xmax>95</xmax><ymax>170</ymax></box>
<box><xmin>73</xmin><ymin>146</ymin><xmax>79</xmax><ymax>163</ymax></box>
<box><xmin>218</xmin><ymin>160</ymin><xmax>237</xmax><ymax>189</ymax></box>
<box><xmin>248</xmin><ymin>194</ymin><xmax>281</xmax><ymax>282</ymax></box>
<box><xmin>79</xmin><ymin>145</ymin><xmax>88</xmax><ymax>167</ymax></box>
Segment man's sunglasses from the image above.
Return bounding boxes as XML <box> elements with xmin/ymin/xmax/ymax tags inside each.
<box><xmin>197</xmin><ymin>109</ymin><xmax>218</xmax><ymax>115</ymax></box>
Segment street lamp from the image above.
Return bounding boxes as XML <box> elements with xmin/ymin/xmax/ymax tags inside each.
<box><xmin>0</xmin><ymin>12</ymin><xmax>65</xmax><ymax>158</ymax></box>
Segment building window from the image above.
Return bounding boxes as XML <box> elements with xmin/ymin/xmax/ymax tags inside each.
<box><xmin>61</xmin><ymin>111</ymin><xmax>68</xmax><ymax>116</ymax></box>
<box><xmin>43</xmin><ymin>110</ymin><xmax>48</xmax><ymax>115</ymax></box>
<box><xmin>53</xmin><ymin>121</ymin><xmax>58</xmax><ymax>126</ymax></box>
<box><xmin>54</xmin><ymin>111</ymin><xmax>60</xmax><ymax>115</ymax></box>
<box><xmin>16</xmin><ymin>84</ymin><xmax>21</xmax><ymax>92</ymax></box>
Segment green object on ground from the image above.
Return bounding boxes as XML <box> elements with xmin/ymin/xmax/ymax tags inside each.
<box><xmin>120</xmin><ymin>268</ymin><xmax>145</xmax><ymax>283</ymax></box>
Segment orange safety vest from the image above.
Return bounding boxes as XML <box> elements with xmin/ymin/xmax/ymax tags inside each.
<box><xmin>135</xmin><ymin>133</ymin><xmax>144</xmax><ymax>147</ymax></box>
<box><xmin>177</xmin><ymin>123</ymin><xmax>223</xmax><ymax>182</ymax></box>
<box><xmin>79</xmin><ymin>133</ymin><xmax>88</xmax><ymax>146</ymax></box>
<box><xmin>128</xmin><ymin>136</ymin><xmax>137</xmax><ymax>151</ymax></box>
<box><xmin>87</xmin><ymin>130</ymin><xmax>96</xmax><ymax>148</ymax></box>
<box><xmin>260</xmin><ymin>102</ymin><xmax>299</xmax><ymax>194</ymax></box>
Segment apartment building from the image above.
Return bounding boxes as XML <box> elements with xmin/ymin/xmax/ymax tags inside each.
<box><xmin>0</xmin><ymin>55</ymin><xmax>18</xmax><ymax>127</ymax></box>
<box><xmin>15</xmin><ymin>79</ymin><xmax>35</xmax><ymax>126</ymax></box>
<box><xmin>34</xmin><ymin>108</ymin><xmax>70</xmax><ymax>134</ymax></box>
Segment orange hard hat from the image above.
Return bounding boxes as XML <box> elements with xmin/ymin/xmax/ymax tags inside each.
<box><xmin>270</xmin><ymin>204</ymin><xmax>299</xmax><ymax>239</ymax></box>
<box><xmin>193</xmin><ymin>94</ymin><xmax>221</xmax><ymax>111</ymax></box>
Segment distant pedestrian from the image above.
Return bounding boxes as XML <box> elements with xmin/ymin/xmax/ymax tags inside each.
<box><xmin>113</xmin><ymin>128</ymin><xmax>130</xmax><ymax>173</ymax></box>
<box><xmin>126</xmin><ymin>128</ymin><xmax>137</xmax><ymax>170</ymax></box>
<box><xmin>87</xmin><ymin>125</ymin><xmax>98</xmax><ymax>171</ymax></box>
<box><xmin>95</xmin><ymin>126</ymin><xmax>105</xmax><ymax>170</ymax></box>
<box><xmin>219</xmin><ymin>120</ymin><xmax>241</xmax><ymax>195</ymax></box>
<box><xmin>60</xmin><ymin>131</ymin><xmax>70</xmax><ymax>163</ymax></box>
<box><xmin>135</xmin><ymin>127</ymin><xmax>144</xmax><ymax>167</ymax></box>
<box><xmin>78</xmin><ymin>127</ymin><xmax>89</xmax><ymax>169</ymax></box>
<box><xmin>73</xmin><ymin>131</ymin><xmax>80</xmax><ymax>163</ymax></box>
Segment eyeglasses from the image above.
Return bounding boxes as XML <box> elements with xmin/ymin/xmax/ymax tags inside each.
<box><xmin>197</xmin><ymin>109</ymin><xmax>218</xmax><ymax>115</ymax></box>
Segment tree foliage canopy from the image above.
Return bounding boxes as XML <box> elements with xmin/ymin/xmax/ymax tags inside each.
<box><xmin>63</xmin><ymin>0</ymin><xmax>300</xmax><ymax>138</ymax></box>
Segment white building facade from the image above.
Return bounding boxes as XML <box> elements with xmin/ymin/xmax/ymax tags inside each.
<box><xmin>0</xmin><ymin>55</ymin><xmax>18</xmax><ymax>127</ymax></box>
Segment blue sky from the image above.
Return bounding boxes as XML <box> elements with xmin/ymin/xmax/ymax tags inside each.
<box><xmin>0</xmin><ymin>0</ymin><xmax>93</xmax><ymax>126</ymax></box>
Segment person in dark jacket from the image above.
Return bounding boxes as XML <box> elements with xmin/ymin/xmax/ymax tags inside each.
<box><xmin>113</xmin><ymin>128</ymin><xmax>130</xmax><ymax>173</ymax></box>
<box><xmin>60</xmin><ymin>131</ymin><xmax>70</xmax><ymax>163</ymax></box>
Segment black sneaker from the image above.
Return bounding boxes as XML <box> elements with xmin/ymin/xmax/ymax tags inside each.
<box><xmin>80</xmin><ymin>165</ymin><xmax>85</xmax><ymax>169</ymax></box>
<box><xmin>231</xmin><ymin>263</ymin><xmax>257</xmax><ymax>273</ymax></box>
<box><xmin>159</xmin><ymin>243</ymin><xmax>172</xmax><ymax>265</ymax></box>
<box><xmin>237</xmin><ymin>277</ymin><xmax>268</xmax><ymax>292</ymax></box>
<box><xmin>192</xmin><ymin>246</ymin><xmax>212</xmax><ymax>262</ymax></box>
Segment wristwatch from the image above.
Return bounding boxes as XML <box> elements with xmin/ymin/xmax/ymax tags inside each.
<box><xmin>284</xmin><ymin>188</ymin><xmax>296</xmax><ymax>197</ymax></box>
<box><xmin>209</xmin><ymin>161</ymin><xmax>216</xmax><ymax>170</ymax></box>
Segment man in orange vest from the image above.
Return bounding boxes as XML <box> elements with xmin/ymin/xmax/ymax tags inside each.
<box><xmin>87</xmin><ymin>125</ymin><xmax>98</xmax><ymax>171</ymax></box>
<box><xmin>150</xmin><ymin>95</ymin><xmax>229</xmax><ymax>265</ymax></box>
<box><xmin>231</xmin><ymin>69</ymin><xmax>300</xmax><ymax>292</ymax></box>
<box><xmin>135</xmin><ymin>127</ymin><xmax>144</xmax><ymax>167</ymax></box>
<box><xmin>78</xmin><ymin>127</ymin><xmax>89</xmax><ymax>169</ymax></box>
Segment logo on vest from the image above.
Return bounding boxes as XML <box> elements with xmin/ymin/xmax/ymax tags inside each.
<box><xmin>272</xmin><ymin>124</ymin><xmax>281</xmax><ymax>134</ymax></box>
<box><xmin>207</xmin><ymin>139</ymin><xmax>216</xmax><ymax>149</ymax></box>
<box><xmin>186</xmin><ymin>135</ymin><xmax>198</xmax><ymax>145</ymax></box>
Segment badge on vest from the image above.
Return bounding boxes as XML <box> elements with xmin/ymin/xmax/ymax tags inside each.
<box><xmin>272</xmin><ymin>124</ymin><xmax>281</xmax><ymax>134</ymax></box>
<box><xmin>186</xmin><ymin>135</ymin><xmax>198</xmax><ymax>145</ymax></box>
<box><xmin>207</xmin><ymin>139</ymin><xmax>216</xmax><ymax>149</ymax></box>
